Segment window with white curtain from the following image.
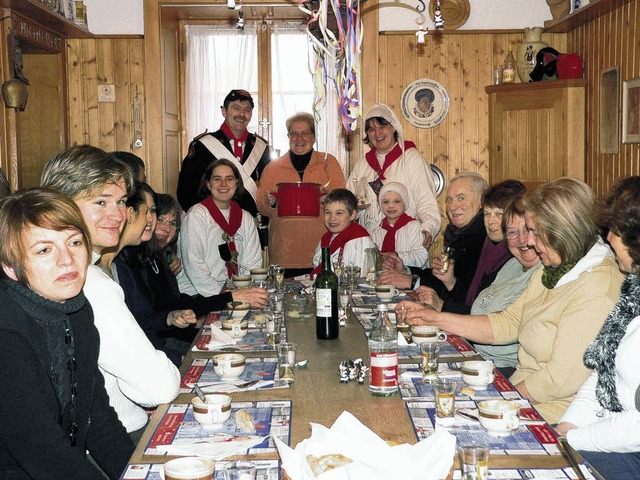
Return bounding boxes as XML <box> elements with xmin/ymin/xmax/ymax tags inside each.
<box><xmin>184</xmin><ymin>23</ymin><xmax>346</xmax><ymax>172</ymax></box>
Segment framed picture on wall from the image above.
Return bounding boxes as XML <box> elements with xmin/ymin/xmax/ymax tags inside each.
<box><xmin>622</xmin><ymin>77</ymin><xmax>640</xmax><ymax>143</ymax></box>
<box><xmin>600</xmin><ymin>67</ymin><xmax>619</xmax><ymax>153</ymax></box>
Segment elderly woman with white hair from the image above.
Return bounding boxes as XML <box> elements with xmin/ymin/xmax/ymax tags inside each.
<box><xmin>370</xmin><ymin>181</ymin><xmax>429</xmax><ymax>268</ymax></box>
<box><xmin>347</xmin><ymin>103</ymin><xmax>441</xmax><ymax>250</ymax></box>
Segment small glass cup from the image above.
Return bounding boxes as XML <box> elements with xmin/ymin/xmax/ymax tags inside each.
<box><xmin>333</xmin><ymin>258</ymin><xmax>344</xmax><ymax>284</ymax></box>
<box><xmin>440</xmin><ymin>245</ymin><xmax>454</xmax><ymax>273</ymax></box>
<box><xmin>492</xmin><ymin>64</ymin><xmax>503</xmax><ymax>85</ymax></box>
<box><xmin>420</xmin><ymin>342</ymin><xmax>440</xmax><ymax>381</ymax></box>
<box><xmin>278</xmin><ymin>342</ymin><xmax>297</xmax><ymax>384</ymax></box>
<box><xmin>344</xmin><ymin>265</ymin><xmax>361</xmax><ymax>289</ymax></box>
<box><xmin>459</xmin><ymin>440</ymin><xmax>490</xmax><ymax>480</ymax></box>
<box><xmin>273</xmin><ymin>266</ymin><xmax>285</xmax><ymax>292</ymax></box>
<box><xmin>224</xmin><ymin>461</ymin><xmax>257</xmax><ymax>480</ymax></box>
<box><xmin>270</xmin><ymin>292</ymin><xmax>284</xmax><ymax>313</ymax></box>
<box><xmin>267</xmin><ymin>311</ymin><xmax>283</xmax><ymax>346</ymax></box>
<box><xmin>434</xmin><ymin>377</ymin><xmax>456</xmax><ymax>420</ymax></box>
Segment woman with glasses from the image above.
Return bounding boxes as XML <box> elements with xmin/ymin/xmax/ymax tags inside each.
<box><xmin>414</xmin><ymin>180</ymin><xmax>525</xmax><ymax>315</ymax></box>
<box><xmin>0</xmin><ymin>188</ymin><xmax>134</xmax><ymax>479</ymax></box>
<box><xmin>399</xmin><ymin>178</ymin><xmax>624</xmax><ymax>424</ymax></box>
<box><xmin>347</xmin><ymin>103</ymin><xmax>440</xmax><ymax>251</ymax></box>
<box><xmin>131</xmin><ymin>193</ymin><xmax>267</xmax><ymax>320</ymax></box>
<box><xmin>257</xmin><ymin>112</ymin><xmax>345</xmax><ymax>277</ymax></box>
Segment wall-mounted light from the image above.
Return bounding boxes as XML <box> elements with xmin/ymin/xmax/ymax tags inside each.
<box><xmin>2</xmin><ymin>28</ymin><xmax>29</xmax><ymax>111</ymax></box>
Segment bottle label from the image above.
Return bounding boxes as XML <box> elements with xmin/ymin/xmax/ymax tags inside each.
<box><xmin>370</xmin><ymin>352</ymin><xmax>398</xmax><ymax>388</ymax></box>
<box><xmin>503</xmin><ymin>67</ymin><xmax>515</xmax><ymax>83</ymax></box>
<box><xmin>316</xmin><ymin>288</ymin><xmax>332</xmax><ymax>317</ymax></box>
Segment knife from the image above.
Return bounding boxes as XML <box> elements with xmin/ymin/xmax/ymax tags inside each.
<box><xmin>557</xmin><ymin>435</ymin><xmax>586</xmax><ymax>480</ymax></box>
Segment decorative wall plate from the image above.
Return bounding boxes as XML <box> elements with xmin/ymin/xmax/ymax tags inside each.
<box><xmin>400</xmin><ymin>78</ymin><xmax>449</xmax><ymax>129</ymax></box>
<box><xmin>428</xmin><ymin>0</ymin><xmax>471</xmax><ymax>30</ymax></box>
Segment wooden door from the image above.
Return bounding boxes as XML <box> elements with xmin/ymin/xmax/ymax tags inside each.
<box><xmin>161</xmin><ymin>20</ymin><xmax>182</xmax><ymax>197</ymax></box>
<box><xmin>18</xmin><ymin>52</ymin><xmax>66</xmax><ymax>188</ymax></box>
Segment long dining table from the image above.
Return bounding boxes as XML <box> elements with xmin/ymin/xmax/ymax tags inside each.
<box><xmin>125</xmin><ymin>286</ymin><xmax>602</xmax><ymax>479</ymax></box>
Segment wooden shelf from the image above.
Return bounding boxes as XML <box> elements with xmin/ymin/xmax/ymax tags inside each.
<box><xmin>485</xmin><ymin>79</ymin><xmax>587</xmax><ymax>95</ymax></box>
<box><xmin>0</xmin><ymin>0</ymin><xmax>93</xmax><ymax>38</ymax></box>
<box><xmin>544</xmin><ymin>0</ymin><xmax>633</xmax><ymax>33</ymax></box>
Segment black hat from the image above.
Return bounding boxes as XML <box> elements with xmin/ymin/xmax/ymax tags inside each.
<box><xmin>415</xmin><ymin>88</ymin><xmax>435</xmax><ymax>103</ymax></box>
<box><xmin>529</xmin><ymin>48</ymin><xmax>559</xmax><ymax>82</ymax></box>
<box><xmin>223</xmin><ymin>89</ymin><xmax>254</xmax><ymax>108</ymax></box>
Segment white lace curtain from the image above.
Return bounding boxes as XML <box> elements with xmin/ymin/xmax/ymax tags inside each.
<box><xmin>185</xmin><ymin>24</ymin><xmax>258</xmax><ymax>140</ymax></box>
<box><xmin>185</xmin><ymin>23</ymin><xmax>346</xmax><ymax>172</ymax></box>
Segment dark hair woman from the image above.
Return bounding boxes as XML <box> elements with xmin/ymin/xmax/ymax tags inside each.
<box><xmin>557</xmin><ymin>176</ymin><xmax>640</xmax><ymax>479</ymax></box>
<box><xmin>178</xmin><ymin>159</ymin><xmax>267</xmax><ymax>300</ymax></box>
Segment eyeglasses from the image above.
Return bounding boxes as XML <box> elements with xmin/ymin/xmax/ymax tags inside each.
<box><xmin>288</xmin><ymin>130</ymin><xmax>313</xmax><ymax>139</ymax></box>
<box><xmin>506</xmin><ymin>227</ymin><xmax>530</xmax><ymax>240</ymax></box>
<box><xmin>157</xmin><ymin>217</ymin><xmax>178</xmax><ymax>229</ymax></box>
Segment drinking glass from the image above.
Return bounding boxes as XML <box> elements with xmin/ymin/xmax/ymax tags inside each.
<box><xmin>420</xmin><ymin>342</ymin><xmax>440</xmax><ymax>381</ymax></box>
<box><xmin>332</xmin><ymin>259</ymin><xmax>344</xmax><ymax>285</ymax></box>
<box><xmin>434</xmin><ymin>377</ymin><xmax>456</xmax><ymax>419</ymax></box>
<box><xmin>224</xmin><ymin>461</ymin><xmax>257</xmax><ymax>480</ymax></box>
<box><xmin>273</xmin><ymin>266</ymin><xmax>285</xmax><ymax>292</ymax></box>
<box><xmin>459</xmin><ymin>440</ymin><xmax>489</xmax><ymax>480</ymax></box>
<box><xmin>440</xmin><ymin>245</ymin><xmax>454</xmax><ymax>273</ymax></box>
<box><xmin>278</xmin><ymin>342</ymin><xmax>297</xmax><ymax>384</ymax></box>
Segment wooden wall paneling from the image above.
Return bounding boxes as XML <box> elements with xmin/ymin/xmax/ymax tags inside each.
<box><xmin>446</xmin><ymin>35</ymin><xmax>463</xmax><ymax>174</ymax></box>
<box><xmin>82</xmin><ymin>40</ymin><xmax>99</xmax><ymax>148</ymax></box>
<box><xmin>415</xmin><ymin>39</ymin><xmax>434</xmax><ymax>160</ymax></box>
<box><xmin>376</xmin><ymin>35</ymin><xmax>388</xmax><ymax>105</ymax></box>
<box><xmin>113</xmin><ymin>39</ymin><xmax>131</xmax><ymax>151</ymax></box>
<box><xmin>67</xmin><ymin>39</ymin><xmax>88</xmax><ymax>146</ymax></box>
<box><xmin>97</xmin><ymin>39</ymin><xmax>116</xmax><ymax>152</ymax></box>
<box><xmin>430</xmin><ymin>35</ymin><xmax>449</xmax><ymax>176</ymax></box>
<box><xmin>567</xmin><ymin>0</ymin><xmax>639</xmax><ymax>196</ymax></box>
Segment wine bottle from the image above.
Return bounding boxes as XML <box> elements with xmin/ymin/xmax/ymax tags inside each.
<box><xmin>315</xmin><ymin>247</ymin><xmax>339</xmax><ymax>340</ymax></box>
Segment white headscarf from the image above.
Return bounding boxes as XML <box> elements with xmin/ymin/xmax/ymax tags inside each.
<box><xmin>364</xmin><ymin>103</ymin><xmax>409</xmax><ymax>161</ymax></box>
<box><xmin>378</xmin><ymin>181</ymin><xmax>410</xmax><ymax>209</ymax></box>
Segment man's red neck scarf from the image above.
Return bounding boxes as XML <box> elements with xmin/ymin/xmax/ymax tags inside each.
<box><xmin>365</xmin><ymin>141</ymin><xmax>415</xmax><ymax>180</ymax></box>
<box><xmin>311</xmin><ymin>223</ymin><xmax>370</xmax><ymax>277</ymax></box>
<box><xmin>201</xmin><ymin>197</ymin><xmax>243</xmax><ymax>278</ymax></box>
<box><xmin>220</xmin><ymin>122</ymin><xmax>249</xmax><ymax>159</ymax></box>
<box><xmin>380</xmin><ymin>213</ymin><xmax>415</xmax><ymax>253</ymax></box>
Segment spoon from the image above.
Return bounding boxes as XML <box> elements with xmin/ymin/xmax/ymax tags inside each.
<box><xmin>228</xmin><ymin>301</ymin><xmax>242</xmax><ymax>319</ymax></box>
<box><xmin>194</xmin><ymin>383</ymin><xmax>207</xmax><ymax>403</ymax></box>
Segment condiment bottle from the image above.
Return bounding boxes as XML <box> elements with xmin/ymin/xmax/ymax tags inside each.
<box><xmin>502</xmin><ymin>48</ymin><xmax>516</xmax><ymax>84</ymax></box>
<box><xmin>369</xmin><ymin>304</ymin><xmax>398</xmax><ymax>396</ymax></box>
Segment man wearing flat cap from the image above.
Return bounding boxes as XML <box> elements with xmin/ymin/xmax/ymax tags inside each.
<box><xmin>177</xmin><ymin>89</ymin><xmax>271</xmax><ymax>214</ymax></box>
<box><xmin>414</xmin><ymin>88</ymin><xmax>435</xmax><ymax>118</ymax></box>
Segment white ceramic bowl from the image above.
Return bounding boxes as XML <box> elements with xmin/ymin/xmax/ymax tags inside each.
<box><xmin>191</xmin><ymin>394</ymin><xmax>232</xmax><ymax>427</ymax></box>
<box><xmin>226</xmin><ymin>302</ymin><xmax>251</xmax><ymax>319</ymax></box>
<box><xmin>213</xmin><ymin>353</ymin><xmax>246</xmax><ymax>379</ymax></box>
<box><xmin>461</xmin><ymin>360</ymin><xmax>495</xmax><ymax>389</ymax></box>
<box><xmin>250</xmin><ymin>268</ymin><xmax>268</xmax><ymax>282</ymax></box>
<box><xmin>477</xmin><ymin>399</ymin><xmax>520</xmax><ymax>434</ymax></box>
<box><xmin>232</xmin><ymin>274</ymin><xmax>252</xmax><ymax>289</ymax></box>
<box><xmin>222</xmin><ymin>318</ymin><xmax>249</xmax><ymax>338</ymax></box>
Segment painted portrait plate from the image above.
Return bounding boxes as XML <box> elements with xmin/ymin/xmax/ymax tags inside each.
<box><xmin>400</xmin><ymin>78</ymin><xmax>449</xmax><ymax>128</ymax></box>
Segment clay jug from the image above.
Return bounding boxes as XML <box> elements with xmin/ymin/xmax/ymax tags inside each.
<box><xmin>516</xmin><ymin>27</ymin><xmax>549</xmax><ymax>83</ymax></box>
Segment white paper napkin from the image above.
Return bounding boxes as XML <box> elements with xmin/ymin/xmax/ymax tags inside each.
<box><xmin>161</xmin><ymin>434</ymin><xmax>266</xmax><ymax>460</ymax></box>
<box><xmin>274</xmin><ymin>411</ymin><xmax>455</xmax><ymax>480</ymax></box>
<box><xmin>206</xmin><ymin>325</ymin><xmax>237</xmax><ymax>350</ymax></box>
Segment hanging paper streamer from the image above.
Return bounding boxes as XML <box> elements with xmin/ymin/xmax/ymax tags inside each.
<box><xmin>299</xmin><ymin>0</ymin><xmax>363</xmax><ymax>133</ymax></box>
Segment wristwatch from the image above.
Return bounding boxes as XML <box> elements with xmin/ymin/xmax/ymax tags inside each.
<box><xmin>410</xmin><ymin>274</ymin><xmax>420</xmax><ymax>290</ymax></box>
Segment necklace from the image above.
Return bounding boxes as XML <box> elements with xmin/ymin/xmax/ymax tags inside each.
<box><xmin>150</xmin><ymin>258</ymin><xmax>159</xmax><ymax>275</ymax></box>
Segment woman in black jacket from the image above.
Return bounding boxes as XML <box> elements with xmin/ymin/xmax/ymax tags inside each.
<box><xmin>0</xmin><ymin>188</ymin><xmax>133</xmax><ymax>479</ymax></box>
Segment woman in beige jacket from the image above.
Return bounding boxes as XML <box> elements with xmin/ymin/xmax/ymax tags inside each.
<box><xmin>399</xmin><ymin>178</ymin><xmax>624</xmax><ymax>424</ymax></box>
